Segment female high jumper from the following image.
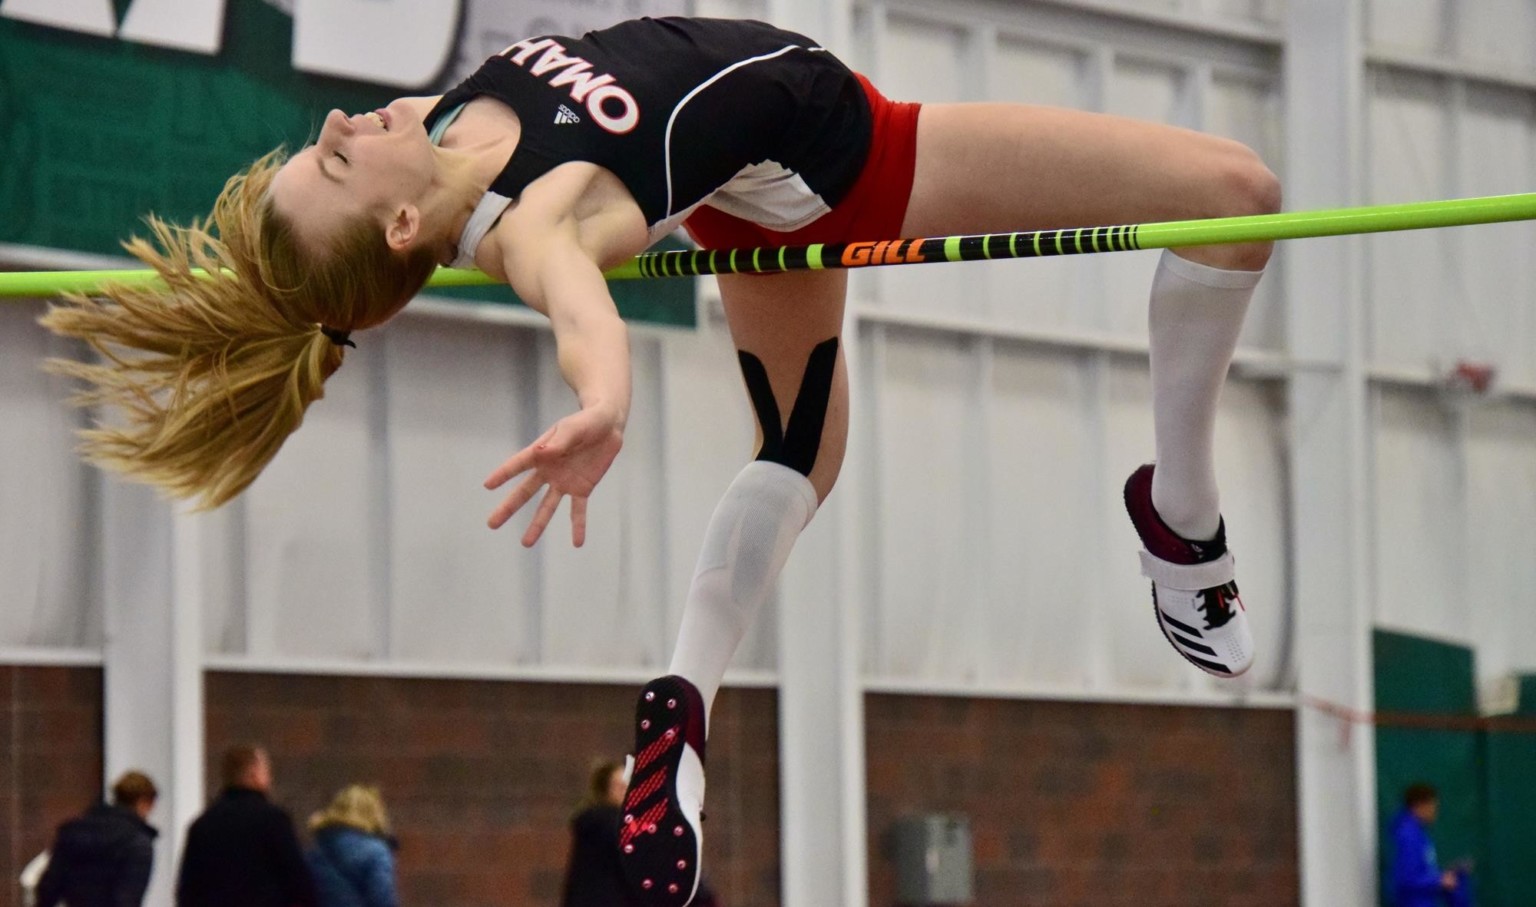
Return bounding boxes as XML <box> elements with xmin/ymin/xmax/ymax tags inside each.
<box><xmin>42</xmin><ymin>16</ymin><xmax>1278</xmax><ymax>906</ymax></box>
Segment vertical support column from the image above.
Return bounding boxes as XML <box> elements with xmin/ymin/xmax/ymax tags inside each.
<box><xmin>771</xmin><ymin>7</ymin><xmax>864</xmax><ymax>900</ymax></box>
<box><xmin>102</xmin><ymin>482</ymin><xmax>204</xmax><ymax>907</ymax></box>
<box><xmin>1082</xmin><ymin>45</ymin><xmax>1115</xmax><ymax>694</ymax></box>
<box><xmin>367</xmin><ymin>337</ymin><xmax>393</xmax><ymax>660</ymax></box>
<box><xmin>777</xmin><ymin>487</ymin><xmax>868</xmax><ymax>907</ymax></box>
<box><xmin>1283</xmin><ymin>3</ymin><xmax>1377</xmax><ymax>906</ymax></box>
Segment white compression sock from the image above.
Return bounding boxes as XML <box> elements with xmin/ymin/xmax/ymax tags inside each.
<box><xmin>668</xmin><ymin>460</ymin><xmax>818</xmax><ymax>724</ymax></box>
<box><xmin>1147</xmin><ymin>249</ymin><xmax>1264</xmax><ymax>541</ymax></box>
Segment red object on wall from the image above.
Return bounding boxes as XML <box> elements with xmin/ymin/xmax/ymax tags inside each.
<box><xmin>1448</xmin><ymin>360</ymin><xmax>1497</xmax><ymax>395</ymax></box>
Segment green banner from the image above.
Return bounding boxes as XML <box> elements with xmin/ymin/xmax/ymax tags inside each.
<box><xmin>0</xmin><ymin>0</ymin><xmax>694</xmax><ymax>326</ymax></box>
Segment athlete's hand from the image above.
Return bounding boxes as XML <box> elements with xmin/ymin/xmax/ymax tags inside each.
<box><xmin>484</xmin><ymin>404</ymin><xmax>625</xmax><ymax>547</ymax></box>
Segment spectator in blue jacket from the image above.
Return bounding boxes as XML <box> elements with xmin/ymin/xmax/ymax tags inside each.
<box><xmin>1389</xmin><ymin>783</ymin><xmax>1464</xmax><ymax>907</ymax></box>
<box><xmin>306</xmin><ymin>785</ymin><xmax>399</xmax><ymax>907</ymax></box>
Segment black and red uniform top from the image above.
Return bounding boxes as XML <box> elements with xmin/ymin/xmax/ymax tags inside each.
<box><xmin>426</xmin><ymin>16</ymin><xmax>873</xmax><ymax>265</ymax></box>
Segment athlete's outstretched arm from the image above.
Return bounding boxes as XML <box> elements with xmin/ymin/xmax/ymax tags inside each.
<box><xmin>484</xmin><ymin>218</ymin><xmax>630</xmax><ymax>547</ymax></box>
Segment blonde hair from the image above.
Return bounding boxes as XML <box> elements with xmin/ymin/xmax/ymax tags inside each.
<box><xmin>310</xmin><ymin>784</ymin><xmax>392</xmax><ymax>836</ymax></box>
<box><xmin>39</xmin><ymin>148</ymin><xmax>439</xmax><ymax>508</ymax></box>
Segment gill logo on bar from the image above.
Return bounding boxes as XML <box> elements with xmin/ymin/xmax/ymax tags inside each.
<box><xmin>840</xmin><ymin>240</ymin><xmax>928</xmax><ymax>267</ymax></box>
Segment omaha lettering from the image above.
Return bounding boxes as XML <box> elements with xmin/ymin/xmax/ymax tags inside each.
<box><xmin>504</xmin><ymin>37</ymin><xmax>640</xmax><ymax>134</ymax></box>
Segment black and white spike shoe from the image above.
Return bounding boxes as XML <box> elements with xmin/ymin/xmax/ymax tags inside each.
<box><xmin>620</xmin><ymin>675</ymin><xmax>707</xmax><ymax>907</ymax></box>
<box><xmin>1124</xmin><ymin>464</ymin><xmax>1254</xmax><ymax>678</ymax></box>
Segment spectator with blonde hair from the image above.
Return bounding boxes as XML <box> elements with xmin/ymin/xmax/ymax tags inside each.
<box><xmin>306</xmin><ymin>785</ymin><xmax>399</xmax><ymax>907</ymax></box>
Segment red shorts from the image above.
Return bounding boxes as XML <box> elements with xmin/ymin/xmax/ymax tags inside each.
<box><xmin>683</xmin><ymin>74</ymin><xmax>922</xmax><ymax>250</ymax></box>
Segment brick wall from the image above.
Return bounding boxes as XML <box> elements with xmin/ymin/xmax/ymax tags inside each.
<box><xmin>0</xmin><ymin>666</ymin><xmax>104</xmax><ymax>907</ymax></box>
<box><xmin>865</xmin><ymin>695</ymin><xmax>1299</xmax><ymax>907</ymax></box>
<box><xmin>0</xmin><ymin>667</ymin><xmax>1300</xmax><ymax>907</ymax></box>
<box><xmin>204</xmin><ymin>673</ymin><xmax>781</xmax><ymax>907</ymax></box>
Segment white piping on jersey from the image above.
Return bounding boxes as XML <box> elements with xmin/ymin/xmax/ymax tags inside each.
<box><xmin>451</xmin><ymin>191</ymin><xmax>513</xmax><ymax>269</ymax></box>
<box><xmin>661</xmin><ymin>44</ymin><xmax>828</xmax><ymax>222</ymax></box>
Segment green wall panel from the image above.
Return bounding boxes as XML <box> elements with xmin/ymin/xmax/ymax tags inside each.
<box><xmin>0</xmin><ymin>4</ymin><xmax>392</xmax><ymax>255</ymax></box>
<box><xmin>1482</xmin><ymin>674</ymin><xmax>1536</xmax><ymax>907</ymax></box>
<box><xmin>1514</xmin><ymin>674</ymin><xmax>1536</xmax><ymax>714</ymax></box>
<box><xmin>1373</xmin><ymin>630</ymin><xmax>1487</xmax><ymax>907</ymax></box>
<box><xmin>1482</xmin><ymin>726</ymin><xmax>1536</xmax><ymax>907</ymax></box>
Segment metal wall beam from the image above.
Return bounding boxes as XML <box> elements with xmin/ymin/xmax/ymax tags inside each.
<box><xmin>764</xmin><ymin>1</ymin><xmax>866</xmax><ymax>901</ymax></box>
<box><xmin>101</xmin><ymin>485</ymin><xmax>204</xmax><ymax>907</ymax></box>
<box><xmin>1283</xmin><ymin>2</ymin><xmax>1377</xmax><ymax>905</ymax></box>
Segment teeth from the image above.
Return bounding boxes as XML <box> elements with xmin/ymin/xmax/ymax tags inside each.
<box><xmin>367</xmin><ymin>111</ymin><xmax>387</xmax><ymax>131</ymax></box>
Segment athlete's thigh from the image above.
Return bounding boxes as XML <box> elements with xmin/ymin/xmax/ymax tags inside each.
<box><xmin>717</xmin><ymin>269</ymin><xmax>849</xmax><ymax>503</ymax></box>
<box><xmin>901</xmin><ymin>102</ymin><xmax>1273</xmax><ymax>238</ymax></box>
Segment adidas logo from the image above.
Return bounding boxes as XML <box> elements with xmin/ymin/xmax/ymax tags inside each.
<box><xmin>554</xmin><ymin>104</ymin><xmax>581</xmax><ymax>125</ymax></box>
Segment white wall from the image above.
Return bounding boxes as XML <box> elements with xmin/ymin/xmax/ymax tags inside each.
<box><xmin>195</xmin><ymin>306</ymin><xmax>771</xmax><ymax>678</ymax></box>
<box><xmin>848</xmin><ymin>0</ymin><xmax>1290</xmax><ymax>700</ymax></box>
<box><xmin>1362</xmin><ymin>0</ymin><xmax>1536</xmax><ymax>690</ymax></box>
<box><xmin>6</xmin><ymin>0</ymin><xmax>1536</xmax><ymax>695</ymax></box>
<box><xmin>0</xmin><ymin>299</ymin><xmax>99</xmax><ymax>650</ymax></box>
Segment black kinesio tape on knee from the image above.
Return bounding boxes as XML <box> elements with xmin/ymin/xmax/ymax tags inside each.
<box><xmin>738</xmin><ymin>337</ymin><xmax>839</xmax><ymax>477</ymax></box>
<box><xmin>738</xmin><ymin>351</ymin><xmax>785</xmax><ymax>456</ymax></box>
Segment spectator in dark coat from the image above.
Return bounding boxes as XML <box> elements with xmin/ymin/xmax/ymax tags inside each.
<box><xmin>176</xmin><ymin>745</ymin><xmax>317</xmax><ymax>907</ymax></box>
<box><xmin>36</xmin><ymin>770</ymin><xmax>159</xmax><ymax>907</ymax></box>
<box><xmin>306</xmin><ymin>785</ymin><xmax>399</xmax><ymax>907</ymax></box>
<box><xmin>562</xmin><ymin>759</ymin><xmax>636</xmax><ymax>907</ymax></box>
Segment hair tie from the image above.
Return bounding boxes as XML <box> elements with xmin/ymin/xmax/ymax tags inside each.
<box><xmin>320</xmin><ymin>326</ymin><xmax>356</xmax><ymax>349</ymax></box>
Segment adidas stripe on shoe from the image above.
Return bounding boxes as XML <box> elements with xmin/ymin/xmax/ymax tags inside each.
<box><xmin>620</xmin><ymin>675</ymin><xmax>706</xmax><ymax>907</ymax></box>
<box><xmin>1123</xmin><ymin>464</ymin><xmax>1255</xmax><ymax>678</ymax></box>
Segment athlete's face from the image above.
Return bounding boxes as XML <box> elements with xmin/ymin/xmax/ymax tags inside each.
<box><xmin>269</xmin><ymin>100</ymin><xmax>436</xmax><ymax>255</ymax></box>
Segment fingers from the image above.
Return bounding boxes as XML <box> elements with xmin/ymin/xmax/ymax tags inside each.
<box><xmin>570</xmin><ymin>495</ymin><xmax>588</xmax><ymax>548</ymax></box>
<box><xmin>487</xmin><ymin>472</ymin><xmax>545</xmax><ymax>530</ymax></box>
<box><xmin>484</xmin><ymin>425</ymin><xmax>560</xmax><ymax>489</ymax></box>
<box><xmin>484</xmin><ymin>449</ymin><xmax>537</xmax><ymax>491</ymax></box>
<box><xmin>522</xmin><ymin>485</ymin><xmax>564</xmax><ymax>548</ymax></box>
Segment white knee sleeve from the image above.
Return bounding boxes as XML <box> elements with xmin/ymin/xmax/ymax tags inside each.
<box><xmin>668</xmin><ymin>461</ymin><xmax>819</xmax><ymax>721</ymax></box>
<box><xmin>1148</xmin><ymin>250</ymin><xmax>1263</xmax><ymax>540</ymax></box>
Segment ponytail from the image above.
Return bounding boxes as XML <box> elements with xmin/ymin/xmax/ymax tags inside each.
<box><xmin>40</xmin><ymin>148</ymin><xmax>437</xmax><ymax>508</ymax></box>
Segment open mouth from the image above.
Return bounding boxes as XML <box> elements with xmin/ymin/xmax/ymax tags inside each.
<box><xmin>366</xmin><ymin>109</ymin><xmax>389</xmax><ymax>131</ymax></box>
